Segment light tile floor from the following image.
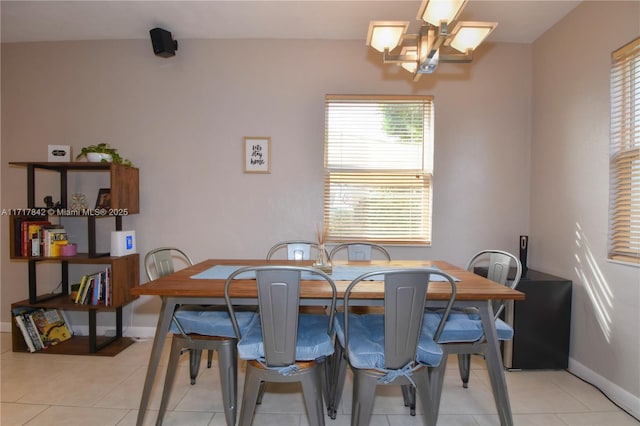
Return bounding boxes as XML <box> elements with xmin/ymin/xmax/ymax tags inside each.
<box><xmin>1</xmin><ymin>333</ymin><xmax>638</xmax><ymax>426</ymax></box>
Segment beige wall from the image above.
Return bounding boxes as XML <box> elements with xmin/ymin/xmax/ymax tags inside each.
<box><xmin>2</xmin><ymin>38</ymin><xmax>532</xmax><ymax>332</ymax></box>
<box><xmin>531</xmin><ymin>0</ymin><xmax>640</xmax><ymax>415</ymax></box>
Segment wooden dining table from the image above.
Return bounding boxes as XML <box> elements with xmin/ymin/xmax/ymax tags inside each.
<box><xmin>132</xmin><ymin>259</ymin><xmax>524</xmax><ymax>426</ymax></box>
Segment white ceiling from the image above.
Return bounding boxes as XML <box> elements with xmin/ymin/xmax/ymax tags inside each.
<box><xmin>1</xmin><ymin>0</ymin><xmax>581</xmax><ymax>44</ymax></box>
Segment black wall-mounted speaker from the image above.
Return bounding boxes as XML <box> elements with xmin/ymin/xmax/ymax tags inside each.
<box><xmin>519</xmin><ymin>235</ymin><xmax>529</xmax><ymax>274</ymax></box>
<box><xmin>150</xmin><ymin>27</ymin><xmax>178</xmax><ymax>58</ymax></box>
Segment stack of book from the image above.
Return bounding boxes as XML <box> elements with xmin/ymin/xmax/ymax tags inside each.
<box><xmin>13</xmin><ymin>307</ymin><xmax>73</xmax><ymax>352</ymax></box>
<box><xmin>14</xmin><ymin>218</ymin><xmax>69</xmax><ymax>257</ymax></box>
<box><xmin>74</xmin><ymin>267</ymin><xmax>112</xmax><ymax>306</ymax></box>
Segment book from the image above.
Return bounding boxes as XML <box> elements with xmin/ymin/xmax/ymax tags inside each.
<box><xmin>42</xmin><ymin>226</ymin><xmax>65</xmax><ymax>257</ymax></box>
<box><xmin>24</xmin><ymin>311</ymin><xmax>46</xmax><ymax>350</ymax></box>
<box><xmin>79</xmin><ymin>274</ymin><xmax>96</xmax><ymax>305</ymax></box>
<box><xmin>73</xmin><ymin>275</ymin><xmax>89</xmax><ymax>303</ymax></box>
<box><xmin>74</xmin><ymin>267</ymin><xmax>112</xmax><ymax>305</ymax></box>
<box><xmin>12</xmin><ymin>307</ymin><xmax>43</xmax><ymax>351</ymax></box>
<box><xmin>74</xmin><ymin>274</ymin><xmax>89</xmax><ymax>304</ymax></box>
<box><xmin>30</xmin><ymin>308</ymin><xmax>72</xmax><ymax>346</ymax></box>
<box><xmin>92</xmin><ymin>272</ymin><xmax>102</xmax><ymax>305</ymax></box>
<box><xmin>14</xmin><ymin>315</ymin><xmax>36</xmax><ymax>352</ymax></box>
<box><xmin>26</xmin><ymin>221</ymin><xmax>51</xmax><ymax>256</ymax></box>
<box><xmin>20</xmin><ymin>219</ymin><xmax>50</xmax><ymax>257</ymax></box>
<box><xmin>104</xmin><ymin>266</ymin><xmax>112</xmax><ymax>306</ymax></box>
<box><xmin>20</xmin><ymin>219</ymin><xmax>29</xmax><ymax>257</ymax></box>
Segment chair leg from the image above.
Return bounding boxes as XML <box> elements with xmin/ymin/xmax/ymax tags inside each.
<box><xmin>216</xmin><ymin>341</ymin><xmax>238</xmax><ymax>426</ymax></box>
<box><xmin>415</xmin><ymin>369</ymin><xmax>437</xmax><ymax>426</ymax></box>
<box><xmin>300</xmin><ymin>366</ymin><xmax>325</xmax><ymax>426</ymax></box>
<box><xmin>327</xmin><ymin>344</ymin><xmax>347</xmax><ymax>419</ymax></box>
<box><xmin>458</xmin><ymin>353</ymin><xmax>471</xmax><ymax>388</ymax></box>
<box><xmin>351</xmin><ymin>371</ymin><xmax>377</xmax><ymax>426</ymax></box>
<box><xmin>189</xmin><ymin>349</ymin><xmax>203</xmax><ymax>385</ymax></box>
<box><xmin>156</xmin><ymin>337</ymin><xmax>183</xmax><ymax>425</ymax></box>
<box><xmin>429</xmin><ymin>354</ymin><xmax>448</xmax><ymax>423</ymax></box>
<box><xmin>401</xmin><ymin>385</ymin><xmax>416</xmax><ymax>415</ymax></box>
<box><xmin>207</xmin><ymin>349</ymin><xmax>214</xmax><ymax>368</ymax></box>
<box><xmin>256</xmin><ymin>382</ymin><xmax>266</xmax><ymax>404</ymax></box>
<box><xmin>239</xmin><ymin>364</ymin><xmax>262</xmax><ymax>426</ymax></box>
<box><xmin>401</xmin><ymin>385</ymin><xmax>410</xmax><ymax>406</ymax></box>
<box><xmin>320</xmin><ymin>358</ymin><xmax>331</xmax><ymax>416</ymax></box>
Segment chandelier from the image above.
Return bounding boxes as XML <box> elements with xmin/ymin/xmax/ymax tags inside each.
<box><xmin>366</xmin><ymin>0</ymin><xmax>497</xmax><ymax>81</ymax></box>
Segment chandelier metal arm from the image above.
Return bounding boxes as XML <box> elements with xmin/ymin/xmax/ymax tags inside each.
<box><xmin>381</xmin><ymin>34</ymin><xmax>418</xmax><ymax>64</ymax></box>
<box><xmin>383</xmin><ymin>51</ymin><xmax>418</xmax><ymax>64</ymax></box>
<box><xmin>439</xmin><ymin>52</ymin><xmax>473</xmax><ymax>63</ymax></box>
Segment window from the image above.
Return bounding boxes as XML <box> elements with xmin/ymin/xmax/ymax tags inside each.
<box><xmin>609</xmin><ymin>37</ymin><xmax>640</xmax><ymax>264</ymax></box>
<box><xmin>323</xmin><ymin>95</ymin><xmax>433</xmax><ymax>245</ymax></box>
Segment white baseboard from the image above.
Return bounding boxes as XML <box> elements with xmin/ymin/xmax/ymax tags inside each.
<box><xmin>569</xmin><ymin>357</ymin><xmax>640</xmax><ymax>420</ymax></box>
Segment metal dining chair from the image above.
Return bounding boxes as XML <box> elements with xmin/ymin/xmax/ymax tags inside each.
<box><xmin>328</xmin><ymin>268</ymin><xmax>457</xmax><ymax>426</ymax></box>
<box><xmin>146</xmin><ymin>247</ymin><xmax>256</xmax><ymax>426</ymax></box>
<box><xmin>456</xmin><ymin>249</ymin><xmax>523</xmax><ymax>388</ymax></box>
<box><xmin>421</xmin><ymin>250</ymin><xmax>522</xmax><ymax>421</ymax></box>
<box><xmin>328</xmin><ymin>242</ymin><xmax>391</xmax><ymax>261</ymax></box>
<box><xmin>145</xmin><ymin>247</ymin><xmax>213</xmax><ymax>384</ymax></box>
<box><xmin>224</xmin><ymin>266</ymin><xmax>338</xmax><ymax>426</ymax></box>
<box><xmin>266</xmin><ymin>240</ymin><xmax>329</xmax><ymax>261</ymax></box>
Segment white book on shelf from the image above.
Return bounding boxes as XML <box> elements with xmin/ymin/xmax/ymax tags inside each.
<box><xmin>14</xmin><ymin>315</ymin><xmax>36</xmax><ymax>352</ymax></box>
<box><xmin>24</xmin><ymin>312</ymin><xmax>44</xmax><ymax>350</ymax></box>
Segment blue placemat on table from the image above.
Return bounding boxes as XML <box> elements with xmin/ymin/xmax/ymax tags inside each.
<box><xmin>191</xmin><ymin>264</ymin><xmax>457</xmax><ymax>282</ymax></box>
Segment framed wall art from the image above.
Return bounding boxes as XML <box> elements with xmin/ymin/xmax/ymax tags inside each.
<box><xmin>243</xmin><ymin>137</ymin><xmax>271</xmax><ymax>173</ymax></box>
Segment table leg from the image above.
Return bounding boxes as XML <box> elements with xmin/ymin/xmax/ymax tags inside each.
<box><xmin>478</xmin><ymin>301</ymin><xmax>513</xmax><ymax>426</ymax></box>
<box><xmin>136</xmin><ymin>297</ymin><xmax>176</xmax><ymax>426</ymax></box>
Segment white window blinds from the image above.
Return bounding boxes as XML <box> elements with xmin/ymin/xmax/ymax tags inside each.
<box><xmin>324</xmin><ymin>95</ymin><xmax>434</xmax><ymax>245</ymax></box>
<box><xmin>609</xmin><ymin>37</ymin><xmax>640</xmax><ymax>264</ymax></box>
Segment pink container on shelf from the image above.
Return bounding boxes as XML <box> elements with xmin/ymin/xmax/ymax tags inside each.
<box><xmin>60</xmin><ymin>243</ymin><xmax>77</xmax><ymax>256</ymax></box>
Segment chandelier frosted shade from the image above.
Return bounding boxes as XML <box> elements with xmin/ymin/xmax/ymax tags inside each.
<box><xmin>449</xmin><ymin>22</ymin><xmax>497</xmax><ymax>53</ymax></box>
<box><xmin>366</xmin><ymin>21</ymin><xmax>409</xmax><ymax>53</ymax></box>
<box><xmin>418</xmin><ymin>0</ymin><xmax>467</xmax><ymax>26</ymax></box>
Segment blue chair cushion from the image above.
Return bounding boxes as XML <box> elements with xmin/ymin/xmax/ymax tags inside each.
<box><xmin>170</xmin><ymin>308</ymin><xmax>256</xmax><ymax>338</ymax></box>
<box><xmin>334</xmin><ymin>314</ymin><xmax>443</xmax><ymax>369</ymax></box>
<box><xmin>423</xmin><ymin>310</ymin><xmax>514</xmax><ymax>343</ymax></box>
<box><xmin>237</xmin><ymin>314</ymin><xmax>334</xmax><ymax>361</ymax></box>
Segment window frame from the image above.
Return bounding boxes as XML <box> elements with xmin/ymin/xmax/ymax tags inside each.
<box><xmin>608</xmin><ymin>37</ymin><xmax>640</xmax><ymax>265</ymax></box>
<box><xmin>323</xmin><ymin>94</ymin><xmax>434</xmax><ymax>245</ymax></box>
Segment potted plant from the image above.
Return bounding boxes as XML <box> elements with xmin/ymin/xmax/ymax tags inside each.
<box><xmin>76</xmin><ymin>143</ymin><xmax>132</xmax><ymax>166</ymax></box>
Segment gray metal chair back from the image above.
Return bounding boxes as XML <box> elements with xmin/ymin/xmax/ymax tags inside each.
<box><xmin>266</xmin><ymin>240</ymin><xmax>328</xmax><ymax>261</ymax></box>
<box><xmin>466</xmin><ymin>249</ymin><xmax>522</xmax><ymax>319</ymax></box>
<box><xmin>145</xmin><ymin>247</ymin><xmax>193</xmax><ymax>280</ymax></box>
<box><xmin>256</xmin><ymin>268</ymin><xmax>302</xmax><ymax>366</ymax></box>
<box><xmin>225</xmin><ymin>266</ymin><xmax>337</xmax><ymax>362</ymax></box>
<box><xmin>329</xmin><ymin>242</ymin><xmax>391</xmax><ymax>261</ymax></box>
<box><xmin>343</xmin><ymin>269</ymin><xmax>455</xmax><ymax>369</ymax></box>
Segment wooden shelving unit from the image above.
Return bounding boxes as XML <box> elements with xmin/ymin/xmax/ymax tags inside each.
<box><xmin>8</xmin><ymin>162</ymin><xmax>140</xmax><ymax>355</ymax></box>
